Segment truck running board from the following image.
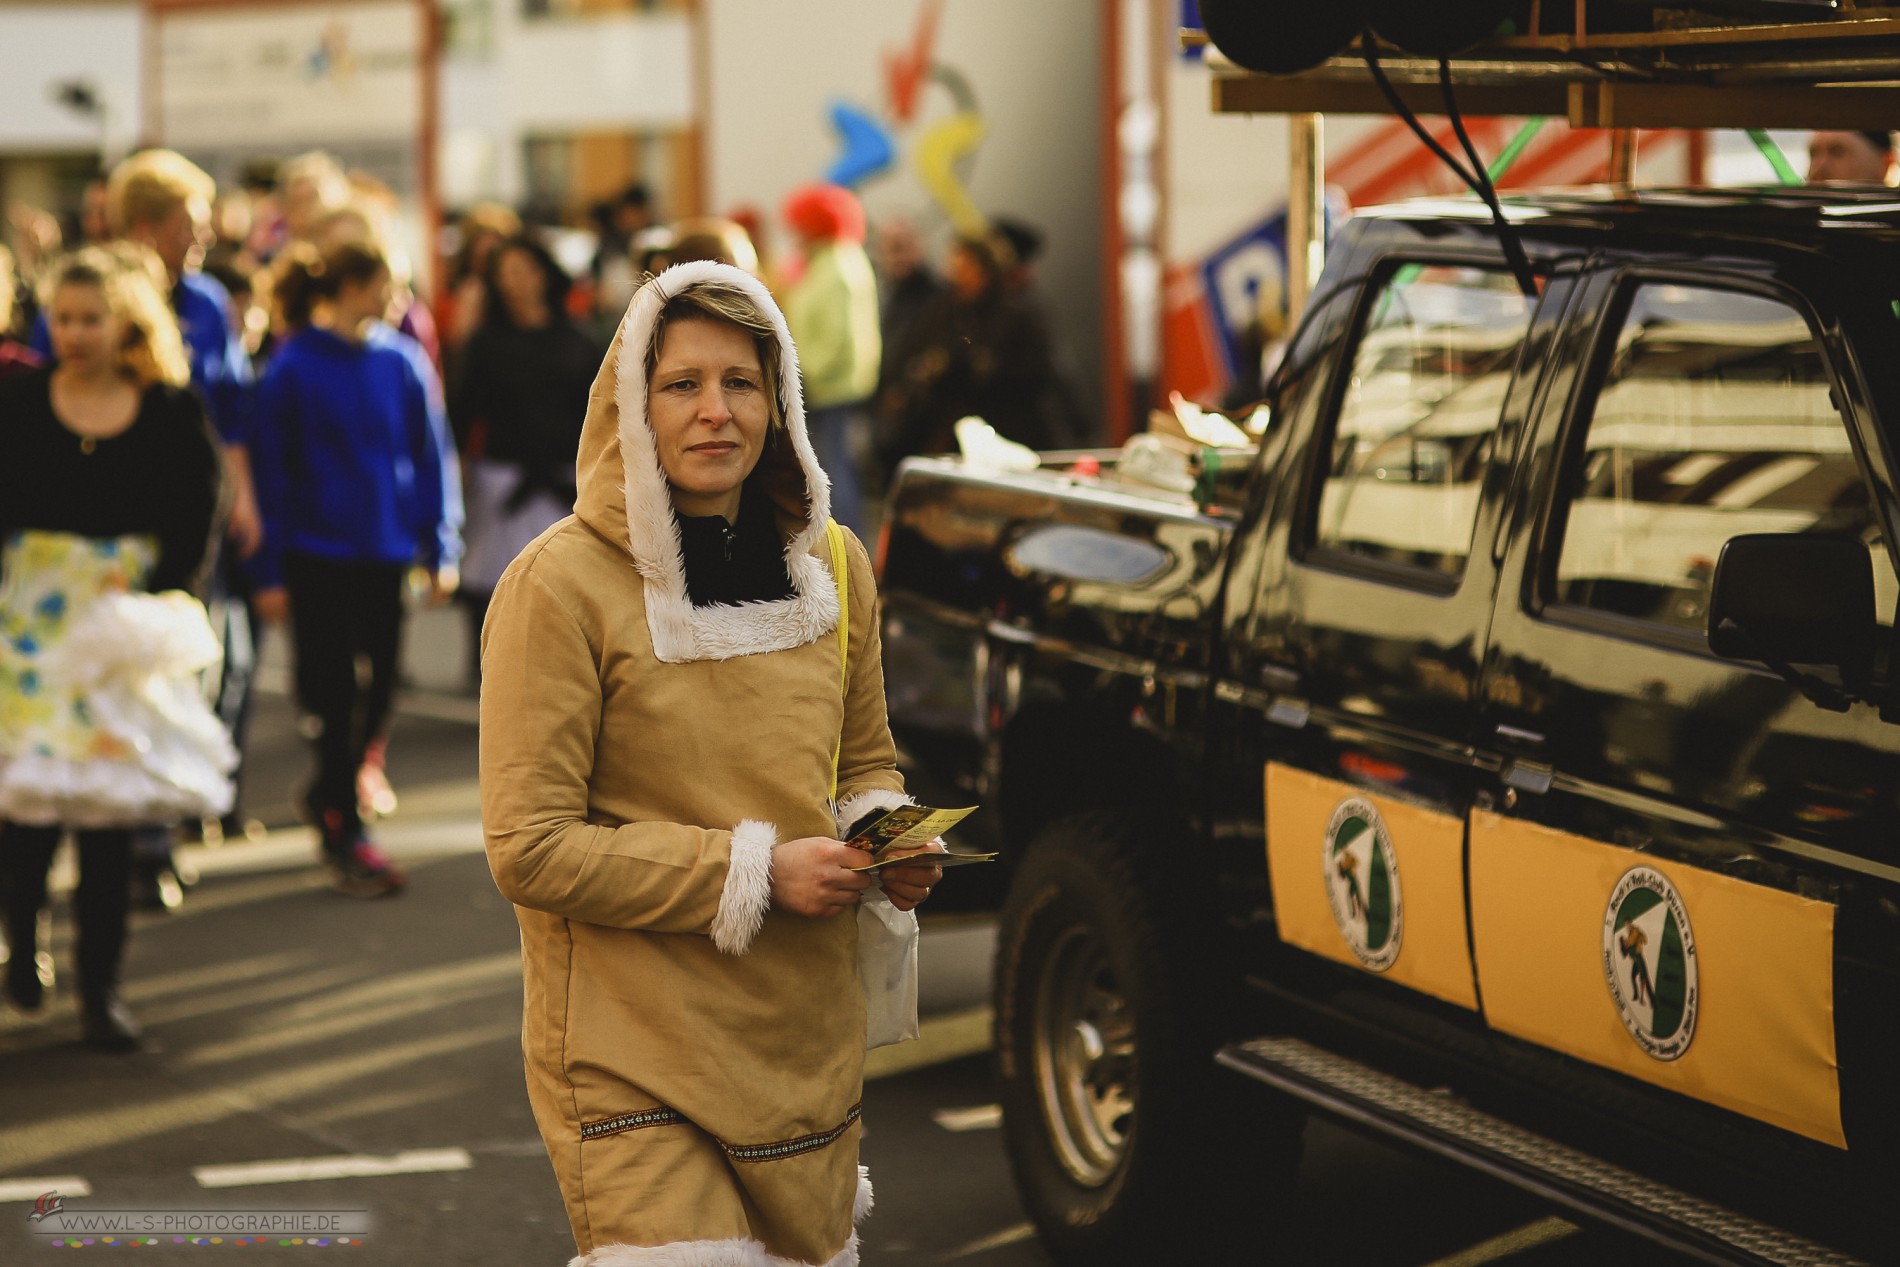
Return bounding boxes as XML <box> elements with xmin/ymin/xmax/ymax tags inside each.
<box><xmin>1216</xmin><ymin>1036</ymin><xmax>1866</xmax><ymax>1267</ymax></box>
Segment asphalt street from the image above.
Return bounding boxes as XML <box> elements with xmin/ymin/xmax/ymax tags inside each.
<box><xmin>0</xmin><ymin>607</ymin><xmax>1700</xmax><ymax>1265</ymax></box>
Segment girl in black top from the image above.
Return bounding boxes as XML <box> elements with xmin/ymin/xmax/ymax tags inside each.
<box><xmin>449</xmin><ymin>234</ymin><xmax>597</xmax><ymax>677</ymax></box>
<box><xmin>0</xmin><ymin>245</ymin><xmax>224</xmax><ymax>1050</ymax></box>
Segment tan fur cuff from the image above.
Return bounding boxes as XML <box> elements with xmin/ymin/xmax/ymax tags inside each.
<box><xmin>712</xmin><ymin>819</ymin><xmax>776</xmax><ymax>955</ymax></box>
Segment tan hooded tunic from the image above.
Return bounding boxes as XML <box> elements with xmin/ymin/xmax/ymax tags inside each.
<box><xmin>478</xmin><ymin>261</ymin><xmax>912</xmax><ymax>1267</ymax></box>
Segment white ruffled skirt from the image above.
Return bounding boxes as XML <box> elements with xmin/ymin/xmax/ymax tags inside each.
<box><xmin>0</xmin><ymin>530</ymin><xmax>235</xmax><ymax>828</ymax></box>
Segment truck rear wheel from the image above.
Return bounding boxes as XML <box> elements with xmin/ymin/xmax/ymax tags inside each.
<box><xmin>993</xmin><ymin>811</ymin><xmax>1302</xmax><ymax>1262</ymax></box>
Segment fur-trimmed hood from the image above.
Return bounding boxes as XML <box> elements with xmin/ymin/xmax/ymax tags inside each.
<box><xmin>573</xmin><ymin>259</ymin><xmax>838</xmax><ymax>664</ymax></box>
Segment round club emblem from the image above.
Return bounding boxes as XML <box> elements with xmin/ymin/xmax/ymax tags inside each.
<box><xmin>1323</xmin><ymin>797</ymin><xmax>1402</xmax><ymax>971</ymax></box>
<box><xmin>1602</xmin><ymin>866</ymin><xmax>1698</xmax><ymax>1061</ymax></box>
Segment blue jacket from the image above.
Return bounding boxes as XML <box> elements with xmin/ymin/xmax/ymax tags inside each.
<box><xmin>174</xmin><ymin>271</ymin><xmax>253</xmax><ymax>444</ymax></box>
<box><xmin>249</xmin><ymin>323</ymin><xmax>463</xmax><ymax>590</ymax></box>
<box><xmin>32</xmin><ymin>270</ymin><xmax>253</xmax><ymax>443</ymax></box>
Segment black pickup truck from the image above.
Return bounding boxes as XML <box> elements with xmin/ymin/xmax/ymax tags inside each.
<box><xmin>877</xmin><ymin>187</ymin><xmax>1900</xmax><ymax>1265</ymax></box>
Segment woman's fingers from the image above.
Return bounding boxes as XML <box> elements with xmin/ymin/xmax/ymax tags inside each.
<box><xmin>771</xmin><ymin>836</ymin><xmax>875</xmax><ymax>919</ymax></box>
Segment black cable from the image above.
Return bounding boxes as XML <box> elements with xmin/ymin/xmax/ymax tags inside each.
<box><xmin>1438</xmin><ymin>59</ymin><xmax>1539</xmax><ymax>298</ymax></box>
<box><xmin>1359</xmin><ymin>32</ymin><xmax>1480</xmax><ymax>191</ymax></box>
<box><xmin>1356</xmin><ymin>33</ymin><xmax>1539</xmax><ymax>300</ymax></box>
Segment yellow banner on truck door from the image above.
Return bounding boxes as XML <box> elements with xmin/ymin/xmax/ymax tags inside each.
<box><xmin>1469</xmin><ymin>809</ymin><xmax>1842</xmax><ymax>1148</ymax></box>
<box><xmin>1265</xmin><ymin>763</ymin><xmax>1478</xmax><ymax>1011</ymax></box>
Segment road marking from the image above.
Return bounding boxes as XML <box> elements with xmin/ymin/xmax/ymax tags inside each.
<box><xmin>0</xmin><ymin>1021</ymin><xmax>518</xmax><ymax>1173</ymax></box>
<box><xmin>0</xmin><ymin>1177</ymin><xmax>90</xmax><ymax>1203</ymax></box>
<box><xmin>942</xmin><ymin>1221</ymin><xmax>1036</xmax><ymax>1258</ymax></box>
<box><xmin>1420</xmin><ymin>1216</ymin><xmax>1579</xmax><ymax>1266</ymax></box>
<box><xmin>932</xmin><ymin>1104</ymin><xmax>1002</xmax><ymax>1132</ymax></box>
<box><xmin>863</xmin><ymin>1006</ymin><xmax>990</xmax><ymax>1081</ymax></box>
<box><xmin>176</xmin><ymin>950</ymin><xmax>522</xmax><ymax>1067</ymax></box>
<box><xmin>194</xmin><ymin>1148</ymin><xmax>473</xmax><ymax>1189</ymax></box>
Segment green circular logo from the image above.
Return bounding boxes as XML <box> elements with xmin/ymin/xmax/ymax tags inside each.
<box><xmin>1323</xmin><ymin>797</ymin><xmax>1402</xmax><ymax>971</ymax></box>
<box><xmin>1602</xmin><ymin>866</ymin><xmax>1699</xmax><ymax>1061</ymax></box>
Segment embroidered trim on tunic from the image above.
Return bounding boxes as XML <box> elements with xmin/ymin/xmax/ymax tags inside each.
<box><xmin>576</xmin><ymin>1102</ymin><xmax>864</xmax><ymax>1163</ymax></box>
<box><xmin>723</xmin><ymin>1103</ymin><xmax>863</xmax><ymax>1164</ymax></box>
<box><xmin>579</xmin><ymin>1107</ymin><xmax>689</xmax><ymax>1140</ymax></box>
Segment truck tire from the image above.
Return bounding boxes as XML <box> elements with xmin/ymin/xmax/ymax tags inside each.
<box><xmin>993</xmin><ymin>811</ymin><xmax>1303</xmax><ymax>1263</ymax></box>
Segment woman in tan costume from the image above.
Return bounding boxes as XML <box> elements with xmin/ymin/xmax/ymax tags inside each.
<box><xmin>479</xmin><ymin>260</ymin><xmax>940</xmax><ymax>1266</ymax></box>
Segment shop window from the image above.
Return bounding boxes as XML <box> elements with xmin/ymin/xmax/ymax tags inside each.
<box><xmin>1311</xmin><ymin>263</ymin><xmax>1533</xmax><ymax>581</ymax></box>
<box><xmin>521</xmin><ymin>129</ymin><xmax>696</xmax><ymax>228</ymax></box>
<box><xmin>1551</xmin><ymin>282</ymin><xmax>1896</xmax><ymax>635</ymax></box>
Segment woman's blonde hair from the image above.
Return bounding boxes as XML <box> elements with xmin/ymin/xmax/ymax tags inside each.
<box><xmin>0</xmin><ymin>242</ymin><xmax>17</xmax><ymax>335</ymax></box>
<box><xmin>41</xmin><ymin>244</ymin><xmax>190</xmax><ymax>388</ymax></box>
<box><xmin>641</xmin><ymin>277</ymin><xmax>785</xmax><ymax>432</ymax></box>
<box><xmin>106</xmin><ymin>148</ymin><xmax>215</xmax><ymax>234</ymax></box>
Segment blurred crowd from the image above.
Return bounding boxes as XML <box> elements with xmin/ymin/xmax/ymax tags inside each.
<box><xmin>0</xmin><ymin>144</ymin><xmax>1089</xmax><ymax>1050</ymax></box>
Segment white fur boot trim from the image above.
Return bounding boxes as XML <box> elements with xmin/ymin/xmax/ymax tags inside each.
<box><xmin>711</xmin><ymin>819</ymin><xmax>776</xmax><ymax>955</ymax></box>
<box><xmin>570</xmin><ymin>1234</ymin><xmax>859</xmax><ymax>1267</ymax></box>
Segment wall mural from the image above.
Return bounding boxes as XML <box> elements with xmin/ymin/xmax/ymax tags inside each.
<box><xmin>821</xmin><ymin>0</ymin><xmax>990</xmax><ymax>236</ymax></box>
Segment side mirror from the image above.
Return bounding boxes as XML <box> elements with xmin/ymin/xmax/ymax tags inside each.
<box><xmin>1708</xmin><ymin>534</ymin><xmax>1876</xmax><ymax>695</ymax></box>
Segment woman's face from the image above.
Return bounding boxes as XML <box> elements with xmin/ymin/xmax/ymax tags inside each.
<box><xmin>647</xmin><ymin>317</ymin><xmax>771</xmax><ymax>520</ymax></box>
<box><xmin>947</xmin><ymin>244</ymin><xmax>990</xmax><ymax>302</ymax></box>
<box><xmin>49</xmin><ymin>281</ymin><xmax>127</xmax><ymax>372</ymax></box>
<box><xmin>494</xmin><ymin>247</ymin><xmax>547</xmax><ymax>321</ymax></box>
<box><xmin>332</xmin><ymin>267</ymin><xmax>393</xmax><ymax>334</ymax></box>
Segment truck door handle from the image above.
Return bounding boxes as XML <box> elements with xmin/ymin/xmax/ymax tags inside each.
<box><xmin>1258</xmin><ymin>663</ymin><xmax>1301</xmax><ymax>691</ymax></box>
<box><xmin>1501</xmin><ymin>760</ymin><xmax>1554</xmax><ymax>796</ymax></box>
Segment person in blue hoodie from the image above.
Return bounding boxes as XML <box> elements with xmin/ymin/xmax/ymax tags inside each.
<box><xmin>250</xmin><ymin>236</ymin><xmax>462</xmax><ymax>896</ymax></box>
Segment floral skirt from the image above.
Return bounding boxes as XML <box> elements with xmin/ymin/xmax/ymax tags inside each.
<box><xmin>0</xmin><ymin>530</ymin><xmax>235</xmax><ymax>827</ymax></box>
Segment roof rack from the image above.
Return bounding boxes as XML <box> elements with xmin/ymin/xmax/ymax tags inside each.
<box><xmin>1194</xmin><ymin>7</ymin><xmax>1900</xmax><ymax>128</ymax></box>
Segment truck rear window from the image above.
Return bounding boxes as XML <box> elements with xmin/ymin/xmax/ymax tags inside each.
<box><xmin>1551</xmin><ymin>282</ymin><xmax>1896</xmax><ymax>637</ymax></box>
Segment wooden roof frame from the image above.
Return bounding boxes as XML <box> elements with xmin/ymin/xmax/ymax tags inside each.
<box><xmin>1196</xmin><ymin>6</ymin><xmax>1900</xmax><ymax>127</ymax></box>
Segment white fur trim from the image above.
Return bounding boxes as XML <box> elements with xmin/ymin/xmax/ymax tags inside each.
<box><xmin>569</xmin><ymin>1242</ymin><xmax>759</xmax><ymax>1267</ymax></box>
<box><xmin>614</xmin><ymin>259</ymin><xmax>839</xmax><ymax>664</ymax></box>
<box><xmin>566</xmin><ymin>1167</ymin><xmax>873</xmax><ymax>1267</ymax></box>
<box><xmin>711</xmin><ymin>819</ymin><xmax>776</xmax><ymax>955</ymax></box>
<box><xmin>571</xmin><ymin>1235</ymin><xmax>858</xmax><ymax>1267</ymax></box>
<box><xmin>831</xmin><ymin>788</ymin><xmax>914</xmax><ymax>840</ymax></box>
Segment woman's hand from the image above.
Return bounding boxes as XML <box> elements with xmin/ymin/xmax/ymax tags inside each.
<box><xmin>223</xmin><ymin>444</ymin><xmax>263</xmax><ymax>560</ymax></box>
<box><xmin>253</xmin><ymin>586</ymin><xmax>290</xmax><ymax>625</ymax></box>
<box><xmin>771</xmin><ymin>837</ymin><xmax>873</xmax><ymax>918</ymax></box>
<box><xmin>412</xmin><ymin>565</ymin><xmax>460</xmax><ymax>606</ymax></box>
<box><xmin>878</xmin><ymin>840</ymin><xmax>947</xmax><ymax>913</ymax></box>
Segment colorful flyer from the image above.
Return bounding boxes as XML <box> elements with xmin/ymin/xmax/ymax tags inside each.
<box><xmin>845</xmin><ymin>804</ymin><xmax>978</xmax><ymax>855</ymax></box>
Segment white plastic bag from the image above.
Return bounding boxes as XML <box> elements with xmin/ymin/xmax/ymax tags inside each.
<box><xmin>954</xmin><ymin>416</ymin><xmax>1041</xmax><ymax>473</ymax></box>
<box><xmin>858</xmin><ymin>887</ymin><xmax>921</xmax><ymax>1049</ymax></box>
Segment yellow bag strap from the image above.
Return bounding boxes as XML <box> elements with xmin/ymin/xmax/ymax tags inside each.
<box><xmin>827</xmin><ymin>519</ymin><xmax>849</xmax><ymax>801</ymax></box>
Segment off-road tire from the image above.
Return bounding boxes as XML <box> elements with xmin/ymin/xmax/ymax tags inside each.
<box><xmin>993</xmin><ymin>810</ymin><xmax>1303</xmax><ymax>1263</ymax></box>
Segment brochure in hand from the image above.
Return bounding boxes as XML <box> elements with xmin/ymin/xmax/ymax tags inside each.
<box><xmin>843</xmin><ymin>804</ymin><xmax>997</xmax><ymax>871</ymax></box>
<box><xmin>848</xmin><ymin>847</ymin><xmax>1000</xmax><ymax>873</ymax></box>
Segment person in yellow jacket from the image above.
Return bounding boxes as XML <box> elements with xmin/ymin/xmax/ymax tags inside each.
<box><xmin>780</xmin><ymin>184</ymin><xmax>881</xmax><ymax>535</ymax></box>
<box><xmin>479</xmin><ymin>260</ymin><xmax>941</xmax><ymax>1265</ymax></box>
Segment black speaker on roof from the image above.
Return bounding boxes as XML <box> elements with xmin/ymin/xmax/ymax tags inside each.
<box><xmin>1356</xmin><ymin>0</ymin><xmax>1524</xmax><ymax>58</ymax></box>
<box><xmin>1198</xmin><ymin>0</ymin><xmax>1363</xmax><ymax>76</ymax></box>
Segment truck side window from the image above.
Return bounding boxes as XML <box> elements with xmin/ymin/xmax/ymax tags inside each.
<box><xmin>1313</xmin><ymin>264</ymin><xmax>1533</xmax><ymax>580</ymax></box>
<box><xmin>1552</xmin><ymin>283</ymin><xmax>1896</xmax><ymax>635</ymax></box>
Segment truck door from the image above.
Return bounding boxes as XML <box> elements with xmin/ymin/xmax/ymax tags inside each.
<box><xmin>1224</xmin><ymin>250</ymin><xmax>1570</xmax><ymax>1011</ymax></box>
<box><xmin>1472</xmin><ymin>266</ymin><xmax>1900</xmax><ymax>1151</ymax></box>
